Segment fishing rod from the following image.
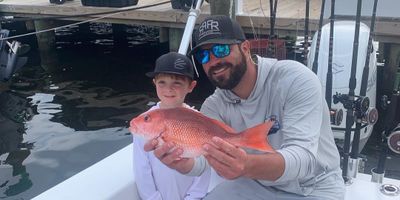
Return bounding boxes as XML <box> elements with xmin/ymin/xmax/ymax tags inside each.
<box><xmin>335</xmin><ymin>0</ymin><xmax>362</xmax><ymax>182</ymax></box>
<box><xmin>310</xmin><ymin>0</ymin><xmax>343</xmax><ymax>127</ymax></box>
<box><xmin>359</xmin><ymin>0</ymin><xmax>378</xmax><ymax>99</ymax></box>
<box><xmin>268</xmin><ymin>0</ymin><xmax>278</xmax><ymax>58</ymax></box>
<box><xmin>269</xmin><ymin>0</ymin><xmax>278</xmax><ymax>38</ymax></box>
<box><xmin>312</xmin><ymin>0</ymin><xmax>344</xmax><ymax>127</ymax></box>
<box><xmin>311</xmin><ymin>0</ymin><xmax>325</xmax><ymax>74</ymax></box>
<box><xmin>303</xmin><ymin>0</ymin><xmax>310</xmax><ymax>65</ymax></box>
<box><xmin>325</xmin><ymin>0</ymin><xmax>335</xmax><ymax>109</ymax></box>
<box><xmin>349</xmin><ymin>0</ymin><xmax>379</xmax><ymax>167</ymax></box>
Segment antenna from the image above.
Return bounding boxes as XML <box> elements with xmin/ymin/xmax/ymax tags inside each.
<box><xmin>347</xmin><ymin>0</ymin><xmax>380</xmax><ymax>181</ymax></box>
<box><xmin>268</xmin><ymin>0</ymin><xmax>278</xmax><ymax>58</ymax></box>
<box><xmin>338</xmin><ymin>0</ymin><xmax>362</xmax><ymax>183</ymax></box>
<box><xmin>177</xmin><ymin>0</ymin><xmax>204</xmax><ymax>77</ymax></box>
<box><xmin>178</xmin><ymin>0</ymin><xmax>204</xmax><ymax>55</ymax></box>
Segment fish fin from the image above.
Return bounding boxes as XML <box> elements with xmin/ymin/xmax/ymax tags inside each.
<box><xmin>236</xmin><ymin>120</ymin><xmax>275</xmax><ymax>152</ymax></box>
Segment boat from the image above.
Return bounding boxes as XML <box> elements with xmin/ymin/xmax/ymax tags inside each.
<box><xmin>32</xmin><ymin>0</ymin><xmax>400</xmax><ymax>199</ymax></box>
<box><xmin>0</xmin><ymin>29</ymin><xmax>29</xmax><ymax>82</ymax></box>
<box><xmin>30</xmin><ymin>142</ymin><xmax>400</xmax><ymax>200</ymax></box>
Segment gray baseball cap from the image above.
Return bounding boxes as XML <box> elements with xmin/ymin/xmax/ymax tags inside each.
<box><xmin>146</xmin><ymin>52</ymin><xmax>194</xmax><ymax>79</ymax></box>
<box><xmin>190</xmin><ymin>15</ymin><xmax>246</xmax><ymax>54</ymax></box>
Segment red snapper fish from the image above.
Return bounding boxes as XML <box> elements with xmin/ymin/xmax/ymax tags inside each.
<box><xmin>129</xmin><ymin>107</ymin><xmax>275</xmax><ymax>157</ymax></box>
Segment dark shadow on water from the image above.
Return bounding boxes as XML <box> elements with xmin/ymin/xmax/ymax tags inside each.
<box><xmin>0</xmin><ymin>91</ymin><xmax>34</xmax><ymax>198</ymax></box>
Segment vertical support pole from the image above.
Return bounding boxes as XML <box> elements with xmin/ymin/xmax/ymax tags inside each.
<box><xmin>169</xmin><ymin>28</ymin><xmax>184</xmax><ymax>52</ymax></box>
<box><xmin>159</xmin><ymin>27</ymin><xmax>169</xmax><ymax>54</ymax></box>
<box><xmin>25</xmin><ymin>21</ymin><xmax>36</xmax><ymax>32</ymax></box>
<box><xmin>159</xmin><ymin>27</ymin><xmax>169</xmax><ymax>44</ymax></box>
<box><xmin>33</xmin><ymin>20</ymin><xmax>59</xmax><ymax>72</ymax></box>
<box><xmin>235</xmin><ymin>0</ymin><xmax>243</xmax><ymax>15</ymax></box>
<box><xmin>210</xmin><ymin>0</ymin><xmax>235</xmax><ymax>18</ymax></box>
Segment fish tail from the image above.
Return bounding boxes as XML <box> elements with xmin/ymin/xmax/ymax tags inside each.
<box><xmin>235</xmin><ymin>120</ymin><xmax>275</xmax><ymax>152</ymax></box>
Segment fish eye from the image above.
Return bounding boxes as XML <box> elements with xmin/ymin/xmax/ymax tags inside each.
<box><xmin>144</xmin><ymin>115</ymin><xmax>150</xmax><ymax>122</ymax></box>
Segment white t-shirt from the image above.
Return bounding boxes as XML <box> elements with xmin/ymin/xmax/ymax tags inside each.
<box><xmin>133</xmin><ymin>102</ymin><xmax>211</xmax><ymax>200</ymax></box>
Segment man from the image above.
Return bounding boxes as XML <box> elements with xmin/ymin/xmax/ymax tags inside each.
<box><xmin>144</xmin><ymin>15</ymin><xmax>345</xmax><ymax>200</ymax></box>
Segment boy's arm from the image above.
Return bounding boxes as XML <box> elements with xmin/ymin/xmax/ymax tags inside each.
<box><xmin>133</xmin><ymin>136</ymin><xmax>163</xmax><ymax>200</ymax></box>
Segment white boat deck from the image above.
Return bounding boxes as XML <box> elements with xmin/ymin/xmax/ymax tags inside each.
<box><xmin>32</xmin><ymin>144</ymin><xmax>139</xmax><ymax>200</ymax></box>
<box><xmin>32</xmin><ymin>143</ymin><xmax>400</xmax><ymax>200</ymax></box>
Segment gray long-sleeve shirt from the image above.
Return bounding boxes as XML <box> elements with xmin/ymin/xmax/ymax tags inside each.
<box><xmin>195</xmin><ymin>56</ymin><xmax>344</xmax><ymax>197</ymax></box>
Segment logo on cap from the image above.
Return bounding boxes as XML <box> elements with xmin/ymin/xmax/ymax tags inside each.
<box><xmin>198</xmin><ymin>19</ymin><xmax>221</xmax><ymax>40</ymax></box>
<box><xmin>174</xmin><ymin>58</ymin><xmax>186</xmax><ymax>70</ymax></box>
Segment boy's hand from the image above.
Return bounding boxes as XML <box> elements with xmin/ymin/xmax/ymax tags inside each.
<box><xmin>144</xmin><ymin>139</ymin><xmax>194</xmax><ymax>174</ymax></box>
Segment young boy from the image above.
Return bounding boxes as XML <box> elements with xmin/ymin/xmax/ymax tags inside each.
<box><xmin>133</xmin><ymin>52</ymin><xmax>210</xmax><ymax>200</ymax></box>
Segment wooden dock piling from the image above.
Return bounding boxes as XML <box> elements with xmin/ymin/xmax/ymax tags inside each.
<box><xmin>33</xmin><ymin>20</ymin><xmax>60</xmax><ymax>72</ymax></box>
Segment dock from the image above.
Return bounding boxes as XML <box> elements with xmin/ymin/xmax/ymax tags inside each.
<box><xmin>0</xmin><ymin>0</ymin><xmax>399</xmax><ymax>43</ymax></box>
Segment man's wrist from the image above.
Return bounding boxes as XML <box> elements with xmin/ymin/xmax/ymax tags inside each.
<box><xmin>185</xmin><ymin>156</ymin><xmax>207</xmax><ymax>176</ymax></box>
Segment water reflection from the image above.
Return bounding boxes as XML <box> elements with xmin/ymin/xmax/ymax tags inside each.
<box><xmin>0</xmin><ymin>91</ymin><xmax>34</xmax><ymax>197</ymax></box>
<box><xmin>47</xmin><ymin>82</ymin><xmax>153</xmax><ymax>131</ymax></box>
<box><xmin>0</xmin><ymin>79</ymin><xmax>156</xmax><ymax>199</ymax></box>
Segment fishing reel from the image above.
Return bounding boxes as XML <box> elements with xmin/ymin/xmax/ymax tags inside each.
<box><xmin>333</xmin><ymin>93</ymin><xmax>378</xmax><ymax>125</ymax></box>
<box><xmin>387</xmin><ymin>124</ymin><xmax>400</xmax><ymax>154</ymax></box>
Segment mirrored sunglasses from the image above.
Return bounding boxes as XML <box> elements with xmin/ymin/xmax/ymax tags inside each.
<box><xmin>194</xmin><ymin>44</ymin><xmax>231</xmax><ymax>64</ymax></box>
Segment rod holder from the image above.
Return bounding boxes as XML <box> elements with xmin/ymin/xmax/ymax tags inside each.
<box><xmin>347</xmin><ymin>157</ymin><xmax>359</xmax><ymax>179</ymax></box>
<box><xmin>371</xmin><ymin>167</ymin><xmax>384</xmax><ymax>183</ymax></box>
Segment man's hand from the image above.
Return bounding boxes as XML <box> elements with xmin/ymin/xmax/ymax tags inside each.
<box><xmin>144</xmin><ymin>138</ymin><xmax>194</xmax><ymax>174</ymax></box>
<box><xmin>203</xmin><ymin>137</ymin><xmax>248</xmax><ymax>180</ymax></box>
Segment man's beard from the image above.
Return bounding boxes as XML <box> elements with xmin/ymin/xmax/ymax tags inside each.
<box><xmin>207</xmin><ymin>51</ymin><xmax>247</xmax><ymax>90</ymax></box>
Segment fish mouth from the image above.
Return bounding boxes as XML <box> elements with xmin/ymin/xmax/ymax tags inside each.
<box><xmin>154</xmin><ymin>131</ymin><xmax>165</xmax><ymax>140</ymax></box>
<box><xmin>129</xmin><ymin>123</ymin><xmax>142</xmax><ymax>134</ymax></box>
<box><xmin>129</xmin><ymin>122</ymin><xmax>138</xmax><ymax>133</ymax></box>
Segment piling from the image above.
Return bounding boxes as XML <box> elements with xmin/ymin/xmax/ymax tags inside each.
<box><xmin>33</xmin><ymin>20</ymin><xmax>60</xmax><ymax>72</ymax></box>
<box><xmin>210</xmin><ymin>0</ymin><xmax>236</xmax><ymax>18</ymax></box>
<box><xmin>168</xmin><ymin>28</ymin><xmax>183</xmax><ymax>52</ymax></box>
